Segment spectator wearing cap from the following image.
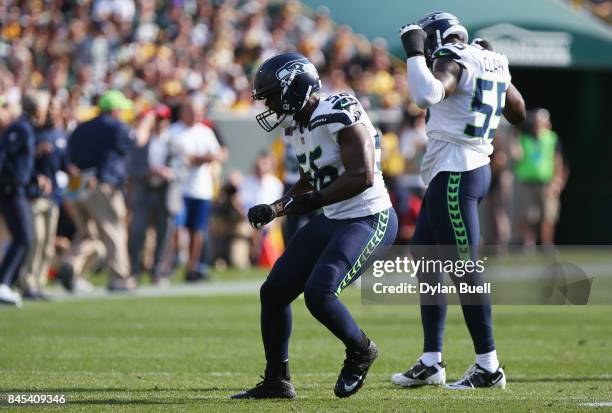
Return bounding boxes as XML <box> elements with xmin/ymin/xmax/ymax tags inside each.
<box><xmin>0</xmin><ymin>92</ymin><xmax>51</xmax><ymax>307</ymax></box>
<box><xmin>20</xmin><ymin>95</ymin><xmax>71</xmax><ymax>300</ymax></box>
<box><xmin>127</xmin><ymin>104</ymin><xmax>185</xmax><ymax>284</ymax></box>
<box><xmin>61</xmin><ymin>90</ymin><xmax>137</xmax><ymax>291</ymax></box>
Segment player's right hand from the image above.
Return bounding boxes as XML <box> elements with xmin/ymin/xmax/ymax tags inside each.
<box><xmin>399</xmin><ymin>24</ymin><xmax>427</xmax><ymax>58</ymax></box>
<box><xmin>247</xmin><ymin>204</ymin><xmax>276</xmax><ymax>230</ymax></box>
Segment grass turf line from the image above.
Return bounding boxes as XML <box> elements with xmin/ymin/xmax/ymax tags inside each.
<box><xmin>0</xmin><ymin>287</ymin><xmax>611</xmax><ymax>412</ymax></box>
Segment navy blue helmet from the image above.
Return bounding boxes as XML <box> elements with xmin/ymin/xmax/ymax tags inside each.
<box><xmin>252</xmin><ymin>52</ymin><xmax>321</xmax><ymax>132</ymax></box>
<box><xmin>417</xmin><ymin>12</ymin><xmax>468</xmax><ymax>61</ymax></box>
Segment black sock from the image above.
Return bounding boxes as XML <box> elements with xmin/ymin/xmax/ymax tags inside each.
<box><xmin>359</xmin><ymin>330</ymin><xmax>370</xmax><ymax>352</ymax></box>
<box><xmin>265</xmin><ymin>360</ymin><xmax>290</xmax><ymax>381</ymax></box>
<box><xmin>349</xmin><ymin>330</ymin><xmax>370</xmax><ymax>353</ymax></box>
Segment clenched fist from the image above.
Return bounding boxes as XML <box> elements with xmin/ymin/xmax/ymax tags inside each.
<box><xmin>399</xmin><ymin>24</ymin><xmax>427</xmax><ymax>58</ymax></box>
<box><xmin>247</xmin><ymin>204</ymin><xmax>276</xmax><ymax>230</ymax></box>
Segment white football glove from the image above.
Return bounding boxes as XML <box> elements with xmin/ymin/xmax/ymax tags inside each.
<box><xmin>399</xmin><ymin>23</ymin><xmax>422</xmax><ymax>36</ymax></box>
<box><xmin>399</xmin><ymin>24</ymin><xmax>427</xmax><ymax>58</ymax></box>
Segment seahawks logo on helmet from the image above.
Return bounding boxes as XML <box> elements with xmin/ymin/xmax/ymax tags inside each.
<box><xmin>275</xmin><ymin>59</ymin><xmax>318</xmax><ymax>82</ymax></box>
<box><xmin>418</xmin><ymin>11</ymin><xmax>460</xmax><ymax>28</ymax></box>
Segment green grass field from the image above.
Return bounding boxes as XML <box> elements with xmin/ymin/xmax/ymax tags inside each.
<box><xmin>1</xmin><ymin>278</ymin><xmax>611</xmax><ymax>412</ymax></box>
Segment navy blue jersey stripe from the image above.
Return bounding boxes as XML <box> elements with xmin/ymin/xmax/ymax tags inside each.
<box><xmin>308</xmin><ymin>113</ymin><xmax>352</xmax><ymax>131</ymax></box>
<box><xmin>433</xmin><ymin>47</ymin><xmax>467</xmax><ymax>70</ymax></box>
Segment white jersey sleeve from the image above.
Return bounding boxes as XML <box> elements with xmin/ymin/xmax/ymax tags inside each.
<box><xmin>288</xmin><ymin>93</ymin><xmax>392</xmax><ymax>219</ymax></box>
<box><xmin>309</xmin><ymin>93</ymin><xmax>364</xmax><ymax>136</ymax></box>
<box><xmin>420</xmin><ymin>43</ymin><xmax>513</xmax><ymax>184</ymax></box>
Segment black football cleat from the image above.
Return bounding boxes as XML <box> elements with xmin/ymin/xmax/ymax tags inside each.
<box><xmin>445</xmin><ymin>363</ymin><xmax>506</xmax><ymax>389</ymax></box>
<box><xmin>391</xmin><ymin>359</ymin><xmax>447</xmax><ymax>387</ymax></box>
<box><xmin>231</xmin><ymin>377</ymin><xmax>297</xmax><ymax>400</ymax></box>
<box><xmin>334</xmin><ymin>340</ymin><xmax>378</xmax><ymax>398</ymax></box>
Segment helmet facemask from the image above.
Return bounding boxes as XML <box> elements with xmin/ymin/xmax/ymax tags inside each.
<box><xmin>253</xmin><ymin>85</ymin><xmax>295</xmax><ymax>133</ymax></box>
<box><xmin>254</xmin><ymin>107</ymin><xmax>287</xmax><ymax>133</ymax></box>
<box><xmin>252</xmin><ymin>53</ymin><xmax>321</xmax><ymax>132</ymax></box>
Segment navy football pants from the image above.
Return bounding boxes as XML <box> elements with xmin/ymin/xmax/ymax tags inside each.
<box><xmin>412</xmin><ymin>166</ymin><xmax>495</xmax><ymax>354</ymax></box>
<box><xmin>0</xmin><ymin>195</ymin><xmax>33</xmax><ymax>286</ymax></box>
<box><xmin>260</xmin><ymin>208</ymin><xmax>398</xmax><ymax>362</ymax></box>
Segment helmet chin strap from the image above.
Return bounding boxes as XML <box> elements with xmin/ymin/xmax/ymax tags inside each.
<box><xmin>291</xmin><ymin>85</ymin><xmax>315</xmax><ymax>128</ymax></box>
<box><xmin>298</xmin><ymin>85</ymin><xmax>313</xmax><ymax>112</ymax></box>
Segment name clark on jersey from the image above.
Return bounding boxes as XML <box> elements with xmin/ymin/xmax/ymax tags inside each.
<box><xmin>483</xmin><ymin>56</ymin><xmax>508</xmax><ymax>76</ymax></box>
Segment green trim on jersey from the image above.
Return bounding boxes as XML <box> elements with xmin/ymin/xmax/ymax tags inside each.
<box><xmin>335</xmin><ymin>209</ymin><xmax>390</xmax><ymax>296</ymax></box>
<box><xmin>447</xmin><ymin>172</ymin><xmax>470</xmax><ymax>261</ymax></box>
<box><xmin>433</xmin><ymin>47</ymin><xmax>462</xmax><ymax>61</ymax></box>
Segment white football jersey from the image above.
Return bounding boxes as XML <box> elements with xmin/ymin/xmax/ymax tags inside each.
<box><xmin>420</xmin><ymin>43</ymin><xmax>512</xmax><ymax>184</ymax></box>
<box><xmin>285</xmin><ymin>93</ymin><xmax>392</xmax><ymax>220</ymax></box>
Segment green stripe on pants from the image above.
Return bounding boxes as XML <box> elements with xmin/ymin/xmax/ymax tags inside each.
<box><xmin>335</xmin><ymin>209</ymin><xmax>390</xmax><ymax>296</ymax></box>
<box><xmin>447</xmin><ymin>172</ymin><xmax>470</xmax><ymax>261</ymax></box>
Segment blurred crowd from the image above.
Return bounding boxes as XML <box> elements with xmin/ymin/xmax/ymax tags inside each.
<box><xmin>0</xmin><ymin>0</ymin><xmax>409</xmax><ymax>124</ymax></box>
<box><xmin>570</xmin><ymin>0</ymin><xmax>612</xmax><ymax>23</ymax></box>
<box><xmin>0</xmin><ymin>0</ymin><xmax>568</xmax><ymax>306</ymax></box>
<box><xmin>0</xmin><ymin>0</ymin><xmax>412</xmax><ymax>306</ymax></box>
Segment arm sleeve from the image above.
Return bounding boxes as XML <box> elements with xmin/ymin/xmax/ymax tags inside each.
<box><xmin>406</xmin><ymin>56</ymin><xmax>445</xmax><ymax>109</ymax></box>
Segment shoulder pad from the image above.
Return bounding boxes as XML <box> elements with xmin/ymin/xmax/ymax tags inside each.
<box><xmin>309</xmin><ymin>93</ymin><xmax>364</xmax><ymax>131</ymax></box>
<box><xmin>331</xmin><ymin>94</ymin><xmax>359</xmax><ymax>111</ymax></box>
<box><xmin>308</xmin><ymin>112</ymin><xmax>353</xmax><ymax>131</ymax></box>
<box><xmin>322</xmin><ymin>93</ymin><xmax>361</xmax><ymax>112</ymax></box>
<box><xmin>432</xmin><ymin>46</ymin><xmax>463</xmax><ymax>61</ymax></box>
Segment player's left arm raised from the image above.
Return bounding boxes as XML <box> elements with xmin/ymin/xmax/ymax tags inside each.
<box><xmin>400</xmin><ymin>24</ymin><xmax>459</xmax><ymax>108</ymax></box>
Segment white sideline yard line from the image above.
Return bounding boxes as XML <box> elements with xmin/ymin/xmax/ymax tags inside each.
<box><xmin>44</xmin><ymin>280</ymin><xmax>263</xmax><ymax>302</ymax></box>
<box><xmin>27</xmin><ymin>259</ymin><xmax>612</xmax><ymax>303</ymax></box>
<box><xmin>580</xmin><ymin>402</ymin><xmax>612</xmax><ymax>407</ymax></box>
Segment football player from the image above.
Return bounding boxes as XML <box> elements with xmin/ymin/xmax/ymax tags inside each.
<box><xmin>390</xmin><ymin>12</ymin><xmax>526</xmax><ymax>389</ymax></box>
<box><xmin>231</xmin><ymin>52</ymin><xmax>398</xmax><ymax>399</ymax></box>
